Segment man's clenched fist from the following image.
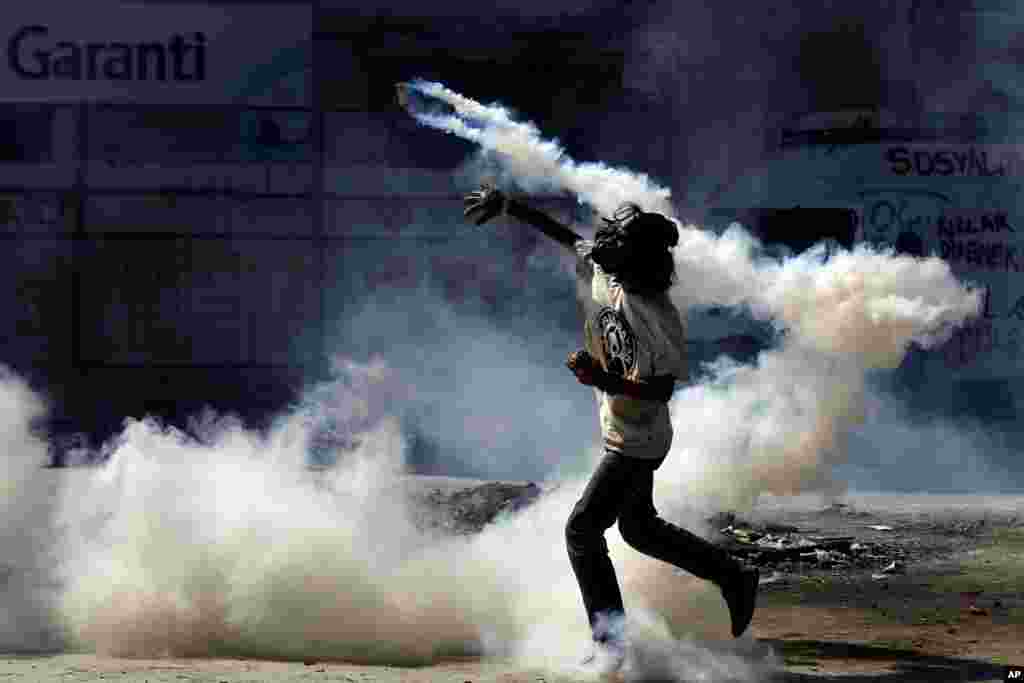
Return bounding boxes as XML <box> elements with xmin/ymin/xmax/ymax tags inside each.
<box><xmin>566</xmin><ymin>349</ymin><xmax>598</xmax><ymax>387</ymax></box>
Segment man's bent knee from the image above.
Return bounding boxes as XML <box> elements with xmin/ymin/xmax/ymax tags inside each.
<box><xmin>617</xmin><ymin>513</ymin><xmax>656</xmax><ymax>552</ymax></box>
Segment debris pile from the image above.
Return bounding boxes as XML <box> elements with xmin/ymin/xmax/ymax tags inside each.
<box><xmin>413</xmin><ymin>481</ymin><xmax>543</xmax><ymax>535</ymax></box>
<box><xmin>713</xmin><ymin>517</ymin><xmax>908</xmax><ymax>577</ymax></box>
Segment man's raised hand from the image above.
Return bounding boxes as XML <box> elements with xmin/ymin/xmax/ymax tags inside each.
<box><xmin>463</xmin><ymin>184</ymin><xmax>507</xmax><ymax>226</ymax></box>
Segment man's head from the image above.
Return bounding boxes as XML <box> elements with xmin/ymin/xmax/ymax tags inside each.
<box><xmin>591</xmin><ymin>203</ymin><xmax>679</xmax><ymax>294</ymax></box>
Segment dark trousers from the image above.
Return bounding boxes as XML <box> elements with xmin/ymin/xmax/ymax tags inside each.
<box><xmin>565</xmin><ymin>449</ymin><xmax>741</xmax><ymax>642</ymax></box>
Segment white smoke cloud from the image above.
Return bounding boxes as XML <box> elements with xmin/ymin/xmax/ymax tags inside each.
<box><xmin>326</xmin><ymin>272</ymin><xmax>597</xmax><ymax>481</ymax></box>
<box><xmin>658</xmin><ymin>230</ymin><xmax>982</xmax><ymax>513</ymax></box>
<box><xmin>671</xmin><ymin>232</ymin><xmax>982</xmax><ymax>363</ymax></box>
<box><xmin>0</xmin><ymin>366</ymin><xmax>60</xmax><ymax>652</ymax></box>
<box><xmin>54</xmin><ymin>360</ymin><xmax>471</xmax><ymax>662</ymax></box>
<box><xmin>39</xmin><ymin>356</ymin><xmax>772</xmax><ymax>681</ymax></box>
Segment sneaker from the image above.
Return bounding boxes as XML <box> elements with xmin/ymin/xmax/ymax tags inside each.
<box><xmin>578</xmin><ymin>639</ymin><xmax>627</xmax><ymax>675</ymax></box>
<box><xmin>720</xmin><ymin>565</ymin><xmax>759</xmax><ymax>637</ymax></box>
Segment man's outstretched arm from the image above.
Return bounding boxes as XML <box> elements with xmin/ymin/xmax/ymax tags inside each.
<box><xmin>504</xmin><ymin>198</ymin><xmax>583</xmax><ymax>251</ymax></box>
<box><xmin>464</xmin><ymin>185</ymin><xmax>582</xmax><ymax>252</ymax></box>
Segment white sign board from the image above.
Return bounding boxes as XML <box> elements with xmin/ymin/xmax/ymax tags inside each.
<box><xmin>0</xmin><ymin>1</ymin><xmax>311</xmax><ymax>105</ymax></box>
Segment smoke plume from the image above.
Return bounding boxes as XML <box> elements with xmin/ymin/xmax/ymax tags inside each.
<box><xmin>45</xmin><ymin>357</ymin><xmax>775</xmax><ymax>680</ymax></box>
<box><xmin>0</xmin><ymin>367</ymin><xmax>59</xmax><ymax>652</ymax></box>
<box><xmin>398</xmin><ymin>80</ymin><xmax>674</xmax><ymax>217</ymax></box>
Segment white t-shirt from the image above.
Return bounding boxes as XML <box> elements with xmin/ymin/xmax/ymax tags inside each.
<box><xmin>575</xmin><ymin>240</ymin><xmax>689</xmax><ymax>460</ymax></box>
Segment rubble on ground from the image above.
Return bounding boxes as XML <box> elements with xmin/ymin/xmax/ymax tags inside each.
<box><xmin>410</xmin><ymin>481</ymin><xmax>543</xmax><ymax>535</ymax></box>
<box><xmin>871</xmin><ymin>560</ymin><xmax>906</xmax><ymax>580</ymax></box>
<box><xmin>406</xmin><ymin>483</ymin><xmax>1011</xmax><ymax>589</ymax></box>
<box><xmin>711</xmin><ymin>515</ymin><xmax>910</xmax><ymax>577</ymax></box>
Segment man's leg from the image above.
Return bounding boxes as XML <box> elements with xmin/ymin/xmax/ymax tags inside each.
<box><xmin>565</xmin><ymin>450</ymin><xmax>651</xmax><ymax>643</ymax></box>
<box><xmin>616</xmin><ymin>457</ymin><xmax>759</xmax><ymax>637</ymax></box>
<box><xmin>616</xmin><ymin>458</ymin><xmax>740</xmax><ymax>582</ymax></box>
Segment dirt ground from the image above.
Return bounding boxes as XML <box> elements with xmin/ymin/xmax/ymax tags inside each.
<box><xmin>744</xmin><ymin>496</ymin><xmax>1024</xmax><ymax>681</ymax></box>
<box><xmin>2</xmin><ymin>488</ymin><xmax>1021</xmax><ymax>682</ymax></box>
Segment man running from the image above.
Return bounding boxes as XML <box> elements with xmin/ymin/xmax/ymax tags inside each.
<box><xmin>463</xmin><ymin>186</ymin><xmax>759</xmax><ymax>672</ymax></box>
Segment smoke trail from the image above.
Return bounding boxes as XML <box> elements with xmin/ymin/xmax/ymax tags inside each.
<box><xmin>398</xmin><ymin>80</ymin><xmax>674</xmax><ymax>217</ymax></box>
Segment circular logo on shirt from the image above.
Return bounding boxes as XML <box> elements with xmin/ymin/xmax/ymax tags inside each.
<box><xmin>595</xmin><ymin>307</ymin><xmax>637</xmax><ymax>377</ymax></box>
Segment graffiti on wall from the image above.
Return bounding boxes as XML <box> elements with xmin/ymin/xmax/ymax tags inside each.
<box><xmin>943</xmin><ymin>317</ymin><xmax>1021</xmax><ymax>369</ymax></box>
<box><xmin>860</xmin><ymin>188</ymin><xmax>1020</xmax><ymax>272</ymax></box>
<box><xmin>943</xmin><ymin>286</ymin><xmax>1024</xmax><ymax>370</ymax></box>
<box><xmin>938</xmin><ymin>210</ymin><xmax>1020</xmax><ymax>273</ymax></box>
<box><xmin>857</xmin><ymin>188</ymin><xmax>1024</xmax><ymax>373</ymax></box>
<box><xmin>885</xmin><ymin>145</ymin><xmax>1024</xmax><ymax>177</ymax></box>
<box><xmin>859</xmin><ymin>187</ymin><xmax>951</xmax><ymax>253</ymax></box>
